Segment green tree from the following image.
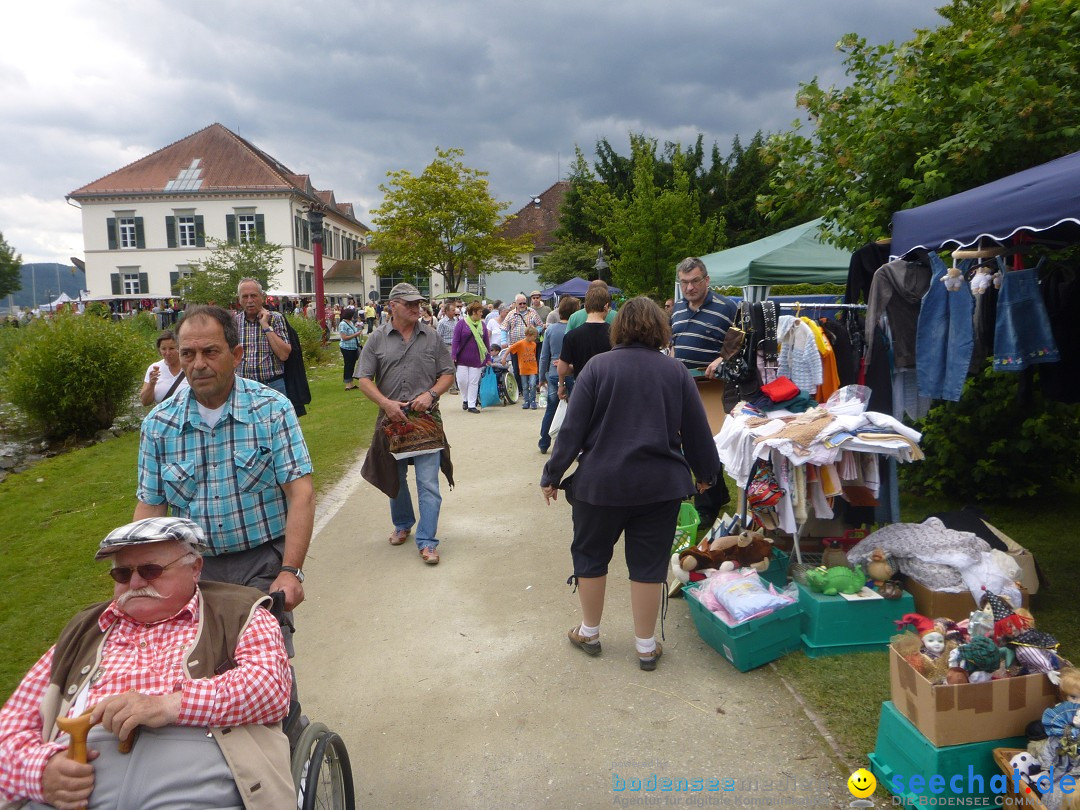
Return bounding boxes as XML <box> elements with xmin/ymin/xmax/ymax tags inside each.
<box><xmin>0</xmin><ymin>232</ymin><xmax>22</xmax><ymax>299</ymax></box>
<box><xmin>762</xmin><ymin>0</ymin><xmax>1080</xmax><ymax>250</ymax></box>
<box><xmin>535</xmin><ymin>239</ymin><xmax>601</xmax><ymax>286</ymax></box>
<box><xmin>370</xmin><ymin>147</ymin><xmax>533</xmax><ymax>293</ymax></box>
<box><xmin>587</xmin><ymin>137</ymin><xmax>724</xmax><ymax>298</ymax></box>
<box><xmin>183</xmin><ymin>237</ymin><xmax>283</xmax><ymax>305</ymax></box>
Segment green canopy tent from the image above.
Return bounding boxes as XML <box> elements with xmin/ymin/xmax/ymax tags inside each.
<box><xmin>696</xmin><ymin>218</ymin><xmax>850</xmax><ymax>287</ymax></box>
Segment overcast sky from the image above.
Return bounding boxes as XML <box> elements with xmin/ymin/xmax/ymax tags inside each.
<box><xmin>1</xmin><ymin>0</ymin><xmax>944</xmax><ymax>265</ymax></box>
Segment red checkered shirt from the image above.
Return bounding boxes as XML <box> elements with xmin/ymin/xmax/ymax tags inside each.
<box><xmin>0</xmin><ymin>588</ymin><xmax>291</xmax><ymax>803</ymax></box>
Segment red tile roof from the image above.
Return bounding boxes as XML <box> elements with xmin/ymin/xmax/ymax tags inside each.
<box><xmin>498</xmin><ymin>181</ymin><xmax>569</xmax><ymax>249</ymax></box>
<box><xmin>67</xmin><ymin>123</ymin><xmax>368</xmax><ymax>230</ymax></box>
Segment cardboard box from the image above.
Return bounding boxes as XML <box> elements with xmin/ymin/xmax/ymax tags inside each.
<box><xmin>888</xmin><ymin>645</ymin><xmax>1057</xmax><ymax>747</ymax></box>
<box><xmin>903</xmin><ymin>576</ymin><xmax>1029</xmax><ymax>622</ymax></box>
<box><xmin>693</xmin><ymin>378</ymin><xmax>727</xmax><ymax>435</ymax></box>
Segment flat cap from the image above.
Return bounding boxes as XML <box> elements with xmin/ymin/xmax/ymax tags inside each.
<box><xmin>96</xmin><ymin>517</ymin><xmax>208</xmax><ymax>560</ymax></box>
<box><xmin>388</xmin><ymin>282</ymin><xmax>425</xmax><ymax>302</ymax></box>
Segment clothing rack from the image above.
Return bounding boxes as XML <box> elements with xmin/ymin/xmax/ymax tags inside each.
<box><xmin>777</xmin><ymin>302</ymin><xmax>867</xmax><ymax>310</ymax></box>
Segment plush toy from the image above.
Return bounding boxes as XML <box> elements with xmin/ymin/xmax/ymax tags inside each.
<box><xmin>866</xmin><ymin>547</ymin><xmax>896</xmax><ymax>587</ymax></box>
<box><xmin>942</xmin><ymin>264</ymin><xmax>965</xmax><ymax>291</ymax></box>
<box><xmin>731</xmin><ymin>529</ymin><xmax>774</xmax><ymax>573</ymax></box>
<box><xmin>805</xmin><ymin>565</ymin><xmax>865</xmax><ymax>596</ymax></box>
<box><xmin>678</xmin><ymin>533</ymin><xmax>740</xmax><ymax>573</ymax></box>
<box><xmin>821</xmin><ymin>540</ymin><xmax>850</xmax><ymax>570</ymax></box>
<box><xmin>970</xmin><ymin>269</ymin><xmax>993</xmax><ymax>295</ymax></box>
<box><xmin>877</xmin><ymin>581</ymin><xmax>904</xmax><ymax>600</ymax></box>
<box><xmin>981</xmin><ymin>590</ymin><xmax>1032</xmax><ymax>641</ymax></box>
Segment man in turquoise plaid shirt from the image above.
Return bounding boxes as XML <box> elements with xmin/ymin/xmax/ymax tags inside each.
<box><xmin>134</xmin><ymin>305</ymin><xmax>315</xmax><ymax>651</ymax></box>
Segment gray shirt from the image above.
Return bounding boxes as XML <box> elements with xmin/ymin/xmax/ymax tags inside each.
<box><xmin>356</xmin><ymin>320</ymin><xmax>454</xmax><ymax>401</ymax></box>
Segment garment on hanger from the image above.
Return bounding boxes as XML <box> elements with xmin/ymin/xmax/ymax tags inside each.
<box><xmin>801</xmin><ymin>316</ymin><xmax>839</xmax><ymax>403</ymax></box>
<box><xmin>1038</xmin><ymin>262</ymin><xmax>1080</xmax><ymax>403</ymax></box>
<box><xmin>864</xmin><ymin>257</ymin><xmax>932</xmax><ymax>369</ymax></box>
<box><xmin>993</xmin><ymin>257</ymin><xmax>1060</xmax><ymax>371</ymax></box>
<box><xmin>846</xmin><ymin>241</ymin><xmax>894</xmax><ymax>305</ymax></box>
<box><xmin>776</xmin><ymin>315</ymin><xmax>822</xmax><ymax>395</ymax></box>
<box><xmin>820</xmin><ymin>319</ymin><xmax>859</xmax><ymax>388</ymax></box>
<box><xmin>915</xmin><ymin>253</ymin><xmax>974</xmax><ymax>401</ymax></box>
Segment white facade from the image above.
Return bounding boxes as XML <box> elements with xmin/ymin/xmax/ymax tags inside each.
<box><xmin>76</xmin><ymin>192</ymin><xmax>373</xmax><ymax>300</ymax></box>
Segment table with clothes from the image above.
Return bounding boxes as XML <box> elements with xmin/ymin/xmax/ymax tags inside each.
<box><xmin>713</xmin><ymin>387</ymin><xmax>923</xmax><ymax>563</ymax></box>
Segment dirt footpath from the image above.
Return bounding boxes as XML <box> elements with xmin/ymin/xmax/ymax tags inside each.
<box><xmin>294</xmin><ymin>395</ymin><xmax>855</xmax><ymax>808</ymax></box>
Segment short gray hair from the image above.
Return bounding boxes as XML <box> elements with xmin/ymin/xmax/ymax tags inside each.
<box><xmin>676</xmin><ymin>257</ymin><xmax>707</xmax><ymax>277</ymax></box>
<box><xmin>237</xmin><ymin>277</ymin><xmax>264</xmax><ymax>296</ymax></box>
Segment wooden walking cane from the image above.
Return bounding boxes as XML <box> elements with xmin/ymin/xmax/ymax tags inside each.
<box><xmin>55</xmin><ymin>708</ymin><xmax>138</xmax><ymax>763</ymax></box>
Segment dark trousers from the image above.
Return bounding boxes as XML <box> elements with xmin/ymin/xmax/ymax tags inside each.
<box><xmin>341</xmin><ymin>346</ymin><xmax>359</xmax><ymax>381</ymax></box>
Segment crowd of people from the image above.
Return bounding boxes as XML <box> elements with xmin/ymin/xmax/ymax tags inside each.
<box><xmin>1</xmin><ymin>259</ymin><xmax>744</xmax><ymax>807</ymax></box>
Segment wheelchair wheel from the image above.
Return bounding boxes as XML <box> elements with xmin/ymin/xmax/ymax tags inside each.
<box><xmin>502</xmin><ymin>372</ymin><xmax>519</xmax><ymax>404</ymax></box>
<box><xmin>296</xmin><ymin>726</ymin><xmax>355</xmax><ymax>810</ymax></box>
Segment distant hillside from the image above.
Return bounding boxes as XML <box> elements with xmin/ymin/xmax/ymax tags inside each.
<box><xmin>3</xmin><ymin>263</ymin><xmax>86</xmax><ymax>311</ymax></box>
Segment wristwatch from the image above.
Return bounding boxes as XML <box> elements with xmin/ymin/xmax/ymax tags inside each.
<box><xmin>280</xmin><ymin>565</ymin><xmax>305</xmax><ymax>583</ymax></box>
<box><xmin>262</xmin><ymin>327</ymin><xmax>273</xmax><ymax>334</ymax></box>
<box><xmin>428</xmin><ymin>389</ymin><xmax>440</xmax><ymax>402</ymax></box>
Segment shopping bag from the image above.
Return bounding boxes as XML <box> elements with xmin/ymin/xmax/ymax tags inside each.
<box><xmin>549</xmin><ymin>399</ymin><xmax>568</xmax><ymax>436</ymax></box>
<box><xmin>383</xmin><ymin>407</ymin><xmax>446</xmax><ymax>460</ymax></box>
<box><xmin>478</xmin><ymin>366</ymin><xmax>501</xmax><ymax>408</ymax></box>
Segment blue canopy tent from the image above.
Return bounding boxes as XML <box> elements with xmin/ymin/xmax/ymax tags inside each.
<box><xmin>540</xmin><ymin>277</ymin><xmax>621</xmax><ymax>298</ymax></box>
<box><xmin>891</xmin><ymin>150</ymin><xmax>1080</xmax><ymax>257</ymax></box>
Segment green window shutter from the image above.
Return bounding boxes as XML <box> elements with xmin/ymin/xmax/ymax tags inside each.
<box><xmin>107</xmin><ymin>218</ymin><xmax>117</xmax><ymax>250</ymax></box>
<box><xmin>194</xmin><ymin>216</ymin><xmax>205</xmax><ymax>247</ymax></box>
<box><xmin>138</xmin><ymin>273</ymin><xmax>149</xmax><ymax>294</ymax></box>
<box><xmin>226</xmin><ymin>214</ymin><xmax>237</xmax><ymax>244</ymax></box>
<box><xmin>111</xmin><ymin>273</ymin><xmax>121</xmax><ymax>295</ymax></box>
<box><xmin>169</xmin><ymin>271</ymin><xmax>179</xmax><ymax>294</ymax></box>
<box><xmin>166</xmin><ymin>216</ymin><xmax>176</xmax><ymax>248</ymax></box>
<box><xmin>255</xmin><ymin>214</ymin><xmax>266</xmax><ymax>240</ymax></box>
<box><xmin>135</xmin><ymin>218</ymin><xmax>146</xmax><ymax>249</ymax></box>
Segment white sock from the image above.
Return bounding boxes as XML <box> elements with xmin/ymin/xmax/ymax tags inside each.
<box><xmin>636</xmin><ymin>636</ymin><xmax>657</xmax><ymax>655</ymax></box>
<box><xmin>579</xmin><ymin>622</ymin><xmax>599</xmax><ymax>639</ymax></box>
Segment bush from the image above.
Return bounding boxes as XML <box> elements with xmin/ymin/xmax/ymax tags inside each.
<box><xmin>286</xmin><ymin>314</ymin><xmax>332</xmax><ymax>365</ymax></box>
<box><xmin>900</xmin><ymin>362</ymin><xmax>1080</xmax><ymax>501</ymax></box>
<box><xmin>1</xmin><ymin>313</ymin><xmax>153</xmax><ymax>439</ymax></box>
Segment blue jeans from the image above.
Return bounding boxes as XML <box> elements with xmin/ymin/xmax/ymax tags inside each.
<box><xmin>522</xmin><ymin>374</ymin><xmax>537</xmax><ymax>406</ymax></box>
<box><xmin>264</xmin><ymin>376</ymin><xmax>287</xmax><ymax>396</ymax></box>
<box><xmin>916</xmin><ymin>253</ymin><xmax>973</xmax><ymax>401</ymax></box>
<box><xmin>390</xmin><ymin>451</ymin><xmax>442</xmax><ymax>550</ymax></box>
<box><xmin>538</xmin><ymin>374</ymin><xmax>572</xmax><ymax>451</ymax></box>
<box><xmin>993</xmin><ymin>260</ymin><xmax>1060</xmax><ymax>371</ymax></box>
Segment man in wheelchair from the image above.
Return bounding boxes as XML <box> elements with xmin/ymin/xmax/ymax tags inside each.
<box><xmin>0</xmin><ymin>517</ymin><xmax>294</xmax><ymax>810</ymax></box>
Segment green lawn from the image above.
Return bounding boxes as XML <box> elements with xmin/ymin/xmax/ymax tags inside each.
<box><xmin>0</xmin><ymin>362</ymin><xmax>378</xmax><ymax>697</ymax></box>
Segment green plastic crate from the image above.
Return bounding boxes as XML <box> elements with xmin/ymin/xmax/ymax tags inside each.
<box><xmin>869</xmin><ymin>701</ymin><xmax>1024</xmax><ymax>802</ymax></box>
<box><xmin>758</xmin><ymin>548</ymin><xmax>790</xmax><ymax>589</ymax></box>
<box><xmin>684</xmin><ymin>578</ymin><xmax>801</xmax><ymax>672</ymax></box>
<box><xmin>796</xmin><ymin>581</ymin><xmax>914</xmax><ymax>656</ymax></box>
<box><xmin>672</xmin><ymin>501</ymin><xmax>700</xmax><ymax>553</ymax></box>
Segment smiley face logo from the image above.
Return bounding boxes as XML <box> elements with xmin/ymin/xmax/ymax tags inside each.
<box><xmin>847</xmin><ymin>768</ymin><xmax>876</xmax><ymax>798</ymax></box>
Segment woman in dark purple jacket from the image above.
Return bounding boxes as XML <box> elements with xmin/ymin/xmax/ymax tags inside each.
<box><xmin>451</xmin><ymin>301</ymin><xmax>491</xmax><ymax>413</ymax></box>
<box><xmin>540</xmin><ymin>297</ymin><xmax>720</xmax><ymax>672</ymax></box>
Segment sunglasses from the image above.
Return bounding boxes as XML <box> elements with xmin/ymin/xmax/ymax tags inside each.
<box><xmin>109</xmin><ymin>553</ymin><xmax>191</xmax><ymax>584</ymax></box>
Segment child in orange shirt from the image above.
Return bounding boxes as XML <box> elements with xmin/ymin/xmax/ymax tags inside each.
<box><xmin>508</xmin><ymin>327</ymin><xmax>540</xmax><ymax>409</ymax></box>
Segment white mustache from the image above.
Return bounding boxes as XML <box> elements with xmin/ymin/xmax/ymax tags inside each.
<box><xmin>118</xmin><ymin>586</ymin><xmax>164</xmax><ymax>607</ymax></box>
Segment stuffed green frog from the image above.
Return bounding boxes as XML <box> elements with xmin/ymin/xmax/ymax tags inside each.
<box><xmin>806</xmin><ymin>565</ymin><xmax>866</xmax><ymax>596</ymax></box>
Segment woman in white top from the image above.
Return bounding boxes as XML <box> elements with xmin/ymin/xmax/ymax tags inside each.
<box><xmin>139</xmin><ymin>330</ymin><xmax>189</xmax><ymax>405</ymax></box>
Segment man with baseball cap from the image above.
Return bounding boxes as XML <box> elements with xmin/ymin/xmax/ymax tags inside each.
<box><xmin>0</xmin><ymin>517</ymin><xmax>293</xmax><ymax>809</ymax></box>
<box><xmin>356</xmin><ymin>283</ymin><xmax>455</xmax><ymax>565</ymax></box>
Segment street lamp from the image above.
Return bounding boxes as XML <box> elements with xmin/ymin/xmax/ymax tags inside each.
<box><xmin>594</xmin><ymin>248</ymin><xmax>609</xmax><ymax>283</ymax></box>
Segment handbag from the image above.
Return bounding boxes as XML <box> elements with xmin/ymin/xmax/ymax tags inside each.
<box><xmin>478</xmin><ymin>366</ymin><xmax>501</xmax><ymax>408</ymax></box>
<box><xmin>747</xmin><ymin>459</ymin><xmax>784</xmax><ymax>508</ymax></box>
<box><xmin>720</xmin><ymin>304</ymin><xmax>756</xmax><ymax>385</ymax></box>
<box><xmin>382</xmin><ymin>406</ymin><xmax>446</xmax><ymax>460</ymax></box>
<box><xmin>549</xmin><ymin>399</ymin><xmax>568</xmax><ymax>436</ymax></box>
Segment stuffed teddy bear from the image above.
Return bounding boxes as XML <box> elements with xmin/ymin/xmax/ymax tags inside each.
<box><xmin>678</xmin><ymin>533</ymin><xmax>740</xmax><ymax>573</ymax></box>
<box><xmin>731</xmin><ymin>529</ymin><xmax>774</xmax><ymax>572</ymax></box>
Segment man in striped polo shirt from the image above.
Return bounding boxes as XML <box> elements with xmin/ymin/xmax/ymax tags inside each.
<box><xmin>669</xmin><ymin>257</ymin><xmax>737</xmax><ymax>374</ymax></box>
<box><xmin>669</xmin><ymin>256</ymin><xmax>734</xmax><ymax>523</ymax></box>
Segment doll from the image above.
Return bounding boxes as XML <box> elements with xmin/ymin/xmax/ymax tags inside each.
<box><xmin>1036</xmin><ymin>669</ymin><xmax>1080</xmax><ymax>809</ymax></box>
<box><xmin>894</xmin><ymin>614</ymin><xmax>956</xmax><ymax>684</ymax></box>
